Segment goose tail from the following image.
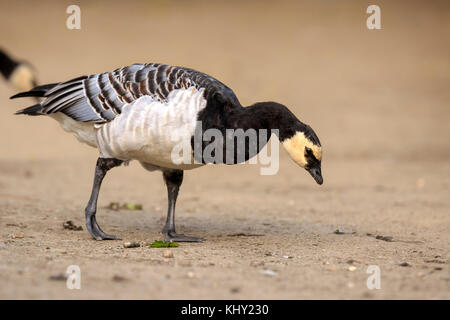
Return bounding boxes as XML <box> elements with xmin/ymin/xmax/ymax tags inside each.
<box><xmin>15</xmin><ymin>103</ymin><xmax>43</xmax><ymax>116</ymax></box>
<box><xmin>11</xmin><ymin>83</ymin><xmax>58</xmax><ymax>116</ymax></box>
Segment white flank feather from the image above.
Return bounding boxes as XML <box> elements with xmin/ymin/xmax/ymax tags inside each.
<box><xmin>94</xmin><ymin>86</ymin><xmax>207</xmax><ymax>169</ymax></box>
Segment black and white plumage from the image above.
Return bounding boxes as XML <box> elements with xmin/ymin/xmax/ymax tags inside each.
<box><xmin>12</xmin><ymin>62</ymin><xmax>323</xmax><ymax>242</ymax></box>
<box><xmin>14</xmin><ymin>63</ymin><xmax>238</xmax><ymax>123</ymax></box>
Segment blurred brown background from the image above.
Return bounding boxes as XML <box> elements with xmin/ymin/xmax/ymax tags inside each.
<box><xmin>0</xmin><ymin>0</ymin><xmax>449</xmax><ymax>299</ymax></box>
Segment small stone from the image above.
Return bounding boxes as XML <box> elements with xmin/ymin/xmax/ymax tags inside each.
<box><xmin>326</xmin><ymin>267</ymin><xmax>338</xmax><ymax>272</ymax></box>
<box><xmin>0</xmin><ymin>243</ymin><xmax>6</xmax><ymax>249</ymax></box>
<box><xmin>62</xmin><ymin>221</ymin><xmax>82</xmax><ymax>231</ymax></box>
<box><xmin>49</xmin><ymin>273</ymin><xmax>67</xmax><ymax>281</ymax></box>
<box><xmin>347</xmin><ymin>259</ymin><xmax>364</xmax><ymax>264</ymax></box>
<box><xmin>399</xmin><ymin>262</ymin><xmax>411</xmax><ymax>267</ymax></box>
<box><xmin>375</xmin><ymin>235</ymin><xmax>394</xmax><ymax>242</ymax></box>
<box><xmin>187</xmin><ymin>271</ymin><xmax>195</xmax><ymax>278</ymax></box>
<box><xmin>283</xmin><ymin>255</ymin><xmax>293</xmax><ymax>259</ymax></box>
<box><xmin>259</xmin><ymin>269</ymin><xmax>277</xmax><ymax>276</ymax></box>
<box><xmin>163</xmin><ymin>249</ymin><xmax>174</xmax><ymax>258</ymax></box>
<box><xmin>348</xmin><ymin>266</ymin><xmax>357</xmax><ymax>271</ymax></box>
<box><xmin>123</xmin><ymin>241</ymin><xmax>140</xmax><ymax>248</ymax></box>
<box><xmin>112</xmin><ymin>275</ymin><xmax>127</xmax><ymax>282</ymax></box>
<box><xmin>183</xmin><ymin>250</ymin><xmax>189</xmax><ymax>254</ymax></box>
<box><xmin>230</xmin><ymin>287</ymin><xmax>240</xmax><ymax>293</ymax></box>
<box><xmin>12</xmin><ymin>232</ymin><xmax>24</xmax><ymax>239</ymax></box>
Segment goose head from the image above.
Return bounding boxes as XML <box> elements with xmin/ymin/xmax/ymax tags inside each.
<box><xmin>281</xmin><ymin>125</ymin><xmax>323</xmax><ymax>185</ymax></box>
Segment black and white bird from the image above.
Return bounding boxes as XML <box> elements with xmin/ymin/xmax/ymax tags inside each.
<box><xmin>0</xmin><ymin>48</ymin><xmax>37</xmax><ymax>94</ymax></box>
<box><xmin>11</xmin><ymin>63</ymin><xmax>323</xmax><ymax>242</ymax></box>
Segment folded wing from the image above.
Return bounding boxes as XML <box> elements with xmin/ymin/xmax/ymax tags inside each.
<box><xmin>12</xmin><ymin>63</ymin><xmax>240</xmax><ymax>123</ymax></box>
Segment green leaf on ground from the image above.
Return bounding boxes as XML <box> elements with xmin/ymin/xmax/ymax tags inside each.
<box><xmin>148</xmin><ymin>240</ymin><xmax>179</xmax><ymax>248</ymax></box>
<box><xmin>122</xmin><ymin>203</ymin><xmax>143</xmax><ymax>210</ymax></box>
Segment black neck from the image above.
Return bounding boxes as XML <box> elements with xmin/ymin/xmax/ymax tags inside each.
<box><xmin>194</xmin><ymin>101</ymin><xmax>306</xmax><ymax>164</ymax></box>
<box><xmin>227</xmin><ymin>101</ymin><xmax>305</xmax><ymax>141</ymax></box>
<box><xmin>0</xmin><ymin>49</ymin><xmax>19</xmax><ymax>79</ymax></box>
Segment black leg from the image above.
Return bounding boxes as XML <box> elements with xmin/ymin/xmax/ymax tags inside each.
<box><xmin>85</xmin><ymin>157</ymin><xmax>123</xmax><ymax>240</ymax></box>
<box><xmin>162</xmin><ymin>170</ymin><xmax>204</xmax><ymax>242</ymax></box>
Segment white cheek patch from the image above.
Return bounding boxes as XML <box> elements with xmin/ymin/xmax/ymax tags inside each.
<box><xmin>282</xmin><ymin>131</ymin><xmax>322</xmax><ymax>168</ymax></box>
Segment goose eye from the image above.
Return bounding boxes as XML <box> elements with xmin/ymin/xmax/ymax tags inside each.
<box><xmin>305</xmin><ymin>147</ymin><xmax>313</xmax><ymax>156</ymax></box>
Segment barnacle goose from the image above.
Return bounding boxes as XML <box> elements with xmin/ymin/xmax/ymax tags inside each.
<box><xmin>11</xmin><ymin>63</ymin><xmax>323</xmax><ymax>242</ymax></box>
<box><xmin>0</xmin><ymin>48</ymin><xmax>37</xmax><ymax>94</ymax></box>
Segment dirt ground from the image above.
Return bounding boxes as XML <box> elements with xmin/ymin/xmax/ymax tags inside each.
<box><xmin>0</xmin><ymin>0</ymin><xmax>449</xmax><ymax>299</ymax></box>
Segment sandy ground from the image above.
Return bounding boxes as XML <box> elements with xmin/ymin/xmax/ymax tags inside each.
<box><xmin>0</xmin><ymin>0</ymin><xmax>449</xmax><ymax>299</ymax></box>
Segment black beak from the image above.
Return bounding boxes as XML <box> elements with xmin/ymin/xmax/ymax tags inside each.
<box><xmin>307</xmin><ymin>167</ymin><xmax>323</xmax><ymax>185</ymax></box>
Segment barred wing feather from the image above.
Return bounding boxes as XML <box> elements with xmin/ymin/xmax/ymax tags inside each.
<box><xmin>32</xmin><ymin>63</ymin><xmax>239</xmax><ymax>123</ymax></box>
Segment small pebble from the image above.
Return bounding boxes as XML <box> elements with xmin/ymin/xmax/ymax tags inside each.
<box><xmin>112</xmin><ymin>275</ymin><xmax>127</xmax><ymax>282</ymax></box>
<box><xmin>12</xmin><ymin>232</ymin><xmax>24</xmax><ymax>239</ymax></box>
<box><xmin>375</xmin><ymin>235</ymin><xmax>394</xmax><ymax>242</ymax></box>
<box><xmin>230</xmin><ymin>287</ymin><xmax>240</xmax><ymax>293</ymax></box>
<box><xmin>259</xmin><ymin>269</ymin><xmax>277</xmax><ymax>276</ymax></box>
<box><xmin>163</xmin><ymin>249</ymin><xmax>174</xmax><ymax>258</ymax></box>
<box><xmin>0</xmin><ymin>243</ymin><xmax>6</xmax><ymax>249</ymax></box>
<box><xmin>62</xmin><ymin>221</ymin><xmax>82</xmax><ymax>231</ymax></box>
<box><xmin>123</xmin><ymin>241</ymin><xmax>140</xmax><ymax>248</ymax></box>
<box><xmin>49</xmin><ymin>273</ymin><xmax>67</xmax><ymax>281</ymax></box>
<box><xmin>348</xmin><ymin>266</ymin><xmax>357</xmax><ymax>271</ymax></box>
<box><xmin>399</xmin><ymin>262</ymin><xmax>411</xmax><ymax>267</ymax></box>
<box><xmin>187</xmin><ymin>271</ymin><xmax>195</xmax><ymax>278</ymax></box>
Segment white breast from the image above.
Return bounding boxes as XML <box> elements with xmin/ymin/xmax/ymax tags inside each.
<box><xmin>95</xmin><ymin>87</ymin><xmax>207</xmax><ymax>170</ymax></box>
